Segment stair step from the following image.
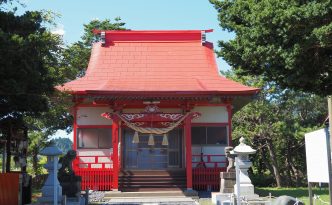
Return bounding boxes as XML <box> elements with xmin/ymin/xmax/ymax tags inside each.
<box><xmin>120</xmin><ymin>171</ymin><xmax>185</xmax><ymax>176</ymax></box>
<box><xmin>104</xmin><ymin>191</ymin><xmax>186</xmax><ymax>197</ymax></box>
<box><xmin>119</xmin><ymin>178</ymin><xmax>186</xmax><ymax>181</ymax></box>
<box><xmin>119</xmin><ymin>170</ymin><xmax>186</xmax><ymax>191</ymax></box>
<box><xmin>120</xmin><ymin>181</ymin><xmax>185</xmax><ymax>184</ymax></box>
<box><xmin>103</xmin><ymin>196</ymin><xmax>197</xmax><ymax>205</ymax></box>
<box><xmin>120</xmin><ymin>187</ymin><xmax>186</xmax><ymax>192</ymax></box>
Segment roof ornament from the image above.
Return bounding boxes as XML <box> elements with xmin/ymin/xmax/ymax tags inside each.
<box><xmin>201</xmin><ymin>30</ymin><xmax>206</xmax><ymax>45</ymax></box>
<box><xmin>100</xmin><ymin>31</ymin><xmax>106</xmax><ymax>46</ymax></box>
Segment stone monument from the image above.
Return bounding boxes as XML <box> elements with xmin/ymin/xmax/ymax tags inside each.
<box><xmin>220</xmin><ymin>146</ymin><xmax>236</xmax><ymax>193</ymax></box>
<box><xmin>212</xmin><ymin>146</ymin><xmax>236</xmax><ymax>205</ymax></box>
<box><xmin>38</xmin><ymin>144</ymin><xmax>63</xmax><ymax>205</ymax></box>
<box><xmin>58</xmin><ymin>150</ymin><xmax>83</xmax><ymax>205</ymax></box>
<box><xmin>232</xmin><ymin>137</ymin><xmax>259</xmax><ymax>201</ymax></box>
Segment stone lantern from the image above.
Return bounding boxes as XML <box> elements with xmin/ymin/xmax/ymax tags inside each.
<box><xmin>38</xmin><ymin>144</ymin><xmax>63</xmax><ymax>205</ymax></box>
<box><xmin>231</xmin><ymin>137</ymin><xmax>258</xmax><ymax>201</ymax></box>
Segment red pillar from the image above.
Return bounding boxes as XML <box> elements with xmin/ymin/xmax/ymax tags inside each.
<box><xmin>185</xmin><ymin>116</ymin><xmax>193</xmax><ymax>190</ymax></box>
<box><xmin>227</xmin><ymin>104</ymin><xmax>232</xmax><ymax>146</ymax></box>
<box><xmin>112</xmin><ymin>118</ymin><xmax>119</xmax><ymax>191</ymax></box>
<box><xmin>73</xmin><ymin>106</ymin><xmax>77</xmax><ymax>150</ymax></box>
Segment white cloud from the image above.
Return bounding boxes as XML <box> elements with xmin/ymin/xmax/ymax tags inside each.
<box><xmin>52</xmin><ymin>24</ymin><xmax>65</xmax><ymax>36</ymax></box>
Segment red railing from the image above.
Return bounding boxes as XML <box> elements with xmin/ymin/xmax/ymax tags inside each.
<box><xmin>192</xmin><ymin>154</ymin><xmax>226</xmax><ymax>168</ymax></box>
<box><xmin>73</xmin><ymin>154</ymin><xmax>227</xmax><ymax>191</ymax></box>
<box><xmin>193</xmin><ymin>167</ymin><xmax>226</xmax><ymax>190</ymax></box>
<box><xmin>73</xmin><ymin>155</ymin><xmax>113</xmax><ymax>191</ymax></box>
<box><xmin>192</xmin><ymin>154</ymin><xmax>227</xmax><ymax>191</ymax></box>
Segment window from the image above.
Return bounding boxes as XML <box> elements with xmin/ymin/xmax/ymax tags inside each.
<box><xmin>191</xmin><ymin>126</ymin><xmax>227</xmax><ymax>145</ymax></box>
<box><xmin>77</xmin><ymin>128</ymin><xmax>112</xmax><ymax>148</ymax></box>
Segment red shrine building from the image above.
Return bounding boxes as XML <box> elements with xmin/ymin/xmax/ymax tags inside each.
<box><xmin>58</xmin><ymin>29</ymin><xmax>259</xmax><ymax>192</ymax></box>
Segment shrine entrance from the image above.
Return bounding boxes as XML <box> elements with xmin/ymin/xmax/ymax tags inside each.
<box><xmin>122</xmin><ymin>128</ymin><xmax>183</xmax><ymax>170</ymax></box>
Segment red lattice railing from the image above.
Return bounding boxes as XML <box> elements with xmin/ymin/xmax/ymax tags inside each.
<box><xmin>192</xmin><ymin>154</ymin><xmax>226</xmax><ymax>168</ymax></box>
<box><xmin>73</xmin><ymin>154</ymin><xmax>227</xmax><ymax>191</ymax></box>
<box><xmin>192</xmin><ymin>167</ymin><xmax>226</xmax><ymax>190</ymax></box>
<box><xmin>75</xmin><ymin>168</ymin><xmax>113</xmax><ymax>191</ymax></box>
<box><xmin>73</xmin><ymin>156</ymin><xmax>113</xmax><ymax>191</ymax></box>
<box><xmin>192</xmin><ymin>154</ymin><xmax>227</xmax><ymax>191</ymax></box>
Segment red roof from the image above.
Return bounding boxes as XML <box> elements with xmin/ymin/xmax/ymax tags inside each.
<box><xmin>58</xmin><ymin>30</ymin><xmax>259</xmax><ymax>96</ymax></box>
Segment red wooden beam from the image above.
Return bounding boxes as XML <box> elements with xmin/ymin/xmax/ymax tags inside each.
<box><xmin>227</xmin><ymin>104</ymin><xmax>232</xmax><ymax>146</ymax></box>
<box><xmin>73</xmin><ymin>106</ymin><xmax>78</xmax><ymax>150</ymax></box>
<box><xmin>112</xmin><ymin>117</ymin><xmax>119</xmax><ymax>191</ymax></box>
<box><xmin>185</xmin><ymin>115</ymin><xmax>193</xmax><ymax>190</ymax></box>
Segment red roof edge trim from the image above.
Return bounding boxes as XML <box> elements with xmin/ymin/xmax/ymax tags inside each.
<box><xmin>93</xmin><ymin>29</ymin><xmax>213</xmax><ymax>35</ymax></box>
<box><xmin>92</xmin><ymin>29</ymin><xmax>214</xmax><ymax>43</ymax></box>
<box><xmin>71</xmin><ymin>90</ymin><xmax>260</xmax><ymax>96</ymax></box>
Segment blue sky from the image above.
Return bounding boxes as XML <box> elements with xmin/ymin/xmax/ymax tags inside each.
<box><xmin>17</xmin><ymin>0</ymin><xmax>234</xmax><ymax>139</ymax></box>
<box><xmin>18</xmin><ymin>0</ymin><xmax>234</xmax><ymax>70</ymax></box>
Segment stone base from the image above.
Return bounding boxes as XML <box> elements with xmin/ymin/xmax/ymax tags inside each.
<box><xmin>220</xmin><ymin>172</ymin><xmax>236</xmax><ymax>179</ymax></box>
<box><xmin>220</xmin><ymin>172</ymin><xmax>236</xmax><ymax>193</ymax></box>
<box><xmin>38</xmin><ymin>197</ymin><xmax>62</xmax><ymax>205</ymax></box>
<box><xmin>38</xmin><ymin>185</ymin><xmax>62</xmax><ymax>204</ymax></box>
<box><xmin>234</xmin><ymin>183</ymin><xmax>256</xmax><ymax>197</ymax></box>
<box><xmin>236</xmin><ymin>193</ymin><xmax>260</xmax><ymax>201</ymax></box>
<box><xmin>211</xmin><ymin>193</ymin><xmax>235</xmax><ymax>205</ymax></box>
<box><xmin>66</xmin><ymin>196</ymin><xmax>85</xmax><ymax>205</ymax></box>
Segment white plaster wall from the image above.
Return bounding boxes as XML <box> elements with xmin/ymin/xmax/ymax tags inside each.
<box><xmin>192</xmin><ymin>106</ymin><xmax>228</xmax><ymax>123</ymax></box>
<box><xmin>77</xmin><ymin>107</ymin><xmax>113</xmax><ymax>125</ymax></box>
<box><xmin>77</xmin><ymin>149</ymin><xmax>113</xmax><ymax>168</ymax></box>
<box><xmin>192</xmin><ymin>145</ymin><xmax>226</xmax><ymax>168</ymax></box>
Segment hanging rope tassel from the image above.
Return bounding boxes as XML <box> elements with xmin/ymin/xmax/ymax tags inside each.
<box><xmin>148</xmin><ymin>133</ymin><xmax>155</xmax><ymax>146</ymax></box>
<box><xmin>132</xmin><ymin>131</ymin><xmax>139</xmax><ymax>144</ymax></box>
<box><xmin>162</xmin><ymin>133</ymin><xmax>169</xmax><ymax>146</ymax></box>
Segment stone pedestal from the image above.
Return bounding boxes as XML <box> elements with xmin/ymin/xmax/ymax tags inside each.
<box><xmin>212</xmin><ymin>172</ymin><xmax>236</xmax><ymax>204</ymax></box>
<box><xmin>38</xmin><ymin>145</ymin><xmax>63</xmax><ymax>205</ymax></box>
<box><xmin>220</xmin><ymin>172</ymin><xmax>236</xmax><ymax>193</ymax></box>
<box><xmin>212</xmin><ymin>193</ymin><xmax>235</xmax><ymax>205</ymax></box>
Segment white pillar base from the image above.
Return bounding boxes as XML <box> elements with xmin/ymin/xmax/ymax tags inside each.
<box><xmin>234</xmin><ymin>183</ymin><xmax>259</xmax><ymax>200</ymax></box>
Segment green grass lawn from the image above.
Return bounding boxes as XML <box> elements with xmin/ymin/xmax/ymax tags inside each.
<box><xmin>255</xmin><ymin>187</ymin><xmax>330</xmax><ymax>205</ymax></box>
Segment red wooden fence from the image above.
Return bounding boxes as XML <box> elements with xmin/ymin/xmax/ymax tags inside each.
<box><xmin>75</xmin><ymin>168</ymin><xmax>113</xmax><ymax>191</ymax></box>
<box><xmin>192</xmin><ymin>167</ymin><xmax>226</xmax><ymax>190</ymax></box>
<box><xmin>192</xmin><ymin>154</ymin><xmax>227</xmax><ymax>191</ymax></box>
<box><xmin>74</xmin><ymin>155</ymin><xmax>113</xmax><ymax>191</ymax></box>
<box><xmin>74</xmin><ymin>154</ymin><xmax>227</xmax><ymax>191</ymax></box>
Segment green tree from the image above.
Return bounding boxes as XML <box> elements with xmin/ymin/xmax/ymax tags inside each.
<box><xmin>224</xmin><ymin>71</ymin><xmax>327</xmax><ymax>187</ymax></box>
<box><xmin>61</xmin><ymin>18</ymin><xmax>126</xmax><ymax>81</ymax></box>
<box><xmin>24</xmin><ymin>18</ymin><xmax>126</xmax><ymax>175</ymax></box>
<box><xmin>24</xmin><ymin>18</ymin><xmax>127</xmax><ymax>175</ymax></box>
<box><xmin>210</xmin><ymin>0</ymin><xmax>332</xmax><ymax>95</ymax></box>
<box><xmin>0</xmin><ymin>1</ymin><xmax>65</xmax><ymax>171</ymax></box>
<box><xmin>25</xmin><ymin>91</ymin><xmax>73</xmax><ymax>175</ymax></box>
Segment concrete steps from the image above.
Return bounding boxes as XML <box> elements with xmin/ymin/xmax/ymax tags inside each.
<box><xmin>102</xmin><ymin>191</ymin><xmax>198</xmax><ymax>205</ymax></box>
<box><xmin>89</xmin><ymin>189</ymin><xmax>199</xmax><ymax>205</ymax></box>
<box><xmin>103</xmin><ymin>196</ymin><xmax>198</xmax><ymax>205</ymax></box>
